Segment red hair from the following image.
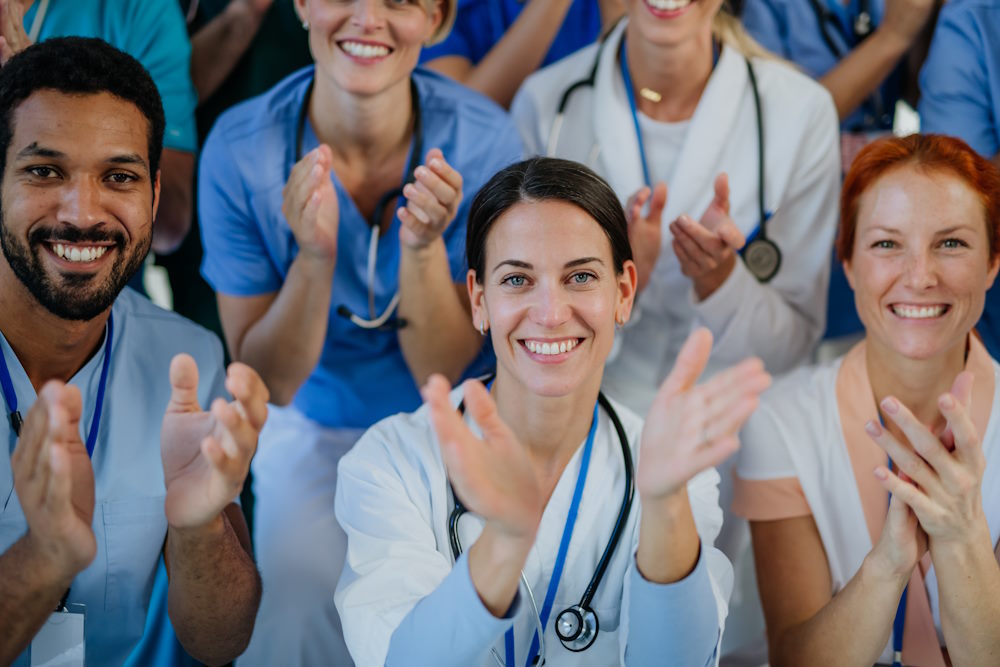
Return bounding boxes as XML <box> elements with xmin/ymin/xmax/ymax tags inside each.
<box><xmin>838</xmin><ymin>134</ymin><xmax>1000</xmax><ymax>263</ymax></box>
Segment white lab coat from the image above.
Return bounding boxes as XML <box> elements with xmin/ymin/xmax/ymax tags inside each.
<box><xmin>335</xmin><ymin>387</ymin><xmax>733</xmax><ymax>667</ymax></box>
<box><xmin>512</xmin><ymin>19</ymin><xmax>841</xmax><ymax>415</ymax></box>
<box><xmin>738</xmin><ymin>344</ymin><xmax>1000</xmax><ymax>663</ymax></box>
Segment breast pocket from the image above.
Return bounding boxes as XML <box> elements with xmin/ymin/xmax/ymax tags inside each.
<box><xmin>102</xmin><ymin>496</ymin><xmax>167</xmax><ymax>636</ymax></box>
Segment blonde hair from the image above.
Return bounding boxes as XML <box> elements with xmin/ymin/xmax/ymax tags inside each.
<box><xmin>711</xmin><ymin>6</ymin><xmax>778</xmax><ymax>61</ymax></box>
<box><xmin>424</xmin><ymin>0</ymin><xmax>457</xmax><ymax>46</ymax></box>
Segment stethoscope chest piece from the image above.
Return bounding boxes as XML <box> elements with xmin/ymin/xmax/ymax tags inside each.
<box><xmin>743</xmin><ymin>236</ymin><xmax>781</xmax><ymax>283</ymax></box>
<box><xmin>555</xmin><ymin>605</ymin><xmax>599</xmax><ymax>652</ymax></box>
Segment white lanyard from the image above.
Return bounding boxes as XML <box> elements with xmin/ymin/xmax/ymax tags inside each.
<box><xmin>27</xmin><ymin>0</ymin><xmax>51</xmax><ymax>43</ymax></box>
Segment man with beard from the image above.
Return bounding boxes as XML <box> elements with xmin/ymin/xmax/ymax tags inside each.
<box><xmin>0</xmin><ymin>37</ymin><xmax>267</xmax><ymax>666</ymax></box>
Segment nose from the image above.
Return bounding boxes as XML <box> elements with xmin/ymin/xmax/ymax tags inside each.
<box><xmin>531</xmin><ymin>280</ymin><xmax>572</xmax><ymax>329</ymax></box>
<box><xmin>352</xmin><ymin>0</ymin><xmax>387</xmax><ymax>31</ymax></box>
<box><xmin>57</xmin><ymin>176</ymin><xmax>103</xmax><ymax>229</ymax></box>
<box><xmin>903</xmin><ymin>249</ymin><xmax>939</xmax><ymax>290</ymax></box>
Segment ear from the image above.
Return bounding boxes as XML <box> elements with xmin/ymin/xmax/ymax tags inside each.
<box><xmin>151</xmin><ymin>169</ymin><xmax>162</xmax><ymax>222</ymax></box>
<box><xmin>616</xmin><ymin>260</ymin><xmax>638</xmax><ymax>325</ymax></box>
<box><xmin>467</xmin><ymin>269</ymin><xmax>487</xmax><ymax>330</ymax></box>
<box><xmin>424</xmin><ymin>0</ymin><xmax>447</xmax><ymax>44</ymax></box>
<box><xmin>293</xmin><ymin>0</ymin><xmax>308</xmax><ymax>25</ymax></box>
<box><xmin>987</xmin><ymin>253</ymin><xmax>1000</xmax><ymax>291</ymax></box>
<box><xmin>842</xmin><ymin>258</ymin><xmax>855</xmax><ymax>291</ymax></box>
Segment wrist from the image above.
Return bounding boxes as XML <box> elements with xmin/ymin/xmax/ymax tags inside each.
<box><xmin>863</xmin><ymin>547</ymin><xmax>913</xmax><ymax>588</ymax></box>
<box><xmin>693</xmin><ymin>256</ymin><xmax>734</xmax><ymax>302</ymax></box>
<box><xmin>227</xmin><ymin>0</ymin><xmax>268</xmax><ymax>27</ymax></box>
<box><xmin>872</xmin><ymin>25</ymin><xmax>913</xmax><ymax>59</ymax></box>
<box><xmin>929</xmin><ymin>519</ymin><xmax>993</xmax><ymax>564</ymax></box>
<box><xmin>400</xmin><ymin>232</ymin><xmax>445</xmax><ymax>256</ymax></box>
<box><xmin>293</xmin><ymin>248</ymin><xmax>337</xmax><ymax>276</ymax></box>
<box><xmin>22</xmin><ymin>531</ymin><xmax>84</xmax><ymax>588</ymax></box>
<box><xmin>168</xmin><ymin>511</ymin><xmax>227</xmax><ymax>543</ymax></box>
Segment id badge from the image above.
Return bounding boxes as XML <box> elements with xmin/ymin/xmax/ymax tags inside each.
<box><xmin>30</xmin><ymin>603</ymin><xmax>85</xmax><ymax>667</ymax></box>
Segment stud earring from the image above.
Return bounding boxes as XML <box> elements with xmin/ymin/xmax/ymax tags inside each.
<box><xmin>478</xmin><ymin>319</ymin><xmax>488</xmax><ymax>336</ymax></box>
<box><xmin>302</xmin><ymin>19</ymin><xmax>309</xmax><ymax>30</ymax></box>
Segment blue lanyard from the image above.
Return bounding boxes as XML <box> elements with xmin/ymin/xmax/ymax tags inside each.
<box><xmin>0</xmin><ymin>314</ymin><xmax>113</xmax><ymax>458</ymax></box>
<box><xmin>507</xmin><ymin>401</ymin><xmax>600</xmax><ymax>667</ymax></box>
<box><xmin>618</xmin><ymin>39</ymin><xmax>652</xmax><ymax>188</ymax></box>
<box><xmin>878</xmin><ymin>414</ymin><xmax>907</xmax><ymax>667</ymax></box>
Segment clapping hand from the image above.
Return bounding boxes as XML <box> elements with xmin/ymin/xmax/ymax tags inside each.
<box><xmin>161</xmin><ymin>355</ymin><xmax>268</xmax><ymax>530</ymax></box>
<box><xmin>423</xmin><ymin>375</ymin><xmax>543</xmax><ymax>545</ymax></box>
<box><xmin>398</xmin><ymin>149</ymin><xmax>464</xmax><ymax>250</ymax></box>
<box><xmin>670</xmin><ymin>173</ymin><xmax>747</xmax><ymax>301</ymax></box>
<box><xmin>637</xmin><ymin>328</ymin><xmax>770</xmax><ymax>503</ymax></box>
<box><xmin>282</xmin><ymin>144</ymin><xmax>339</xmax><ymax>262</ymax></box>
<box><xmin>12</xmin><ymin>382</ymin><xmax>96</xmax><ymax>579</ymax></box>
<box><xmin>0</xmin><ymin>1</ymin><xmax>32</xmax><ymax>66</ymax></box>
<box><xmin>625</xmin><ymin>182</ymin><xmax>666</xmax><ymax>295</ymax></box>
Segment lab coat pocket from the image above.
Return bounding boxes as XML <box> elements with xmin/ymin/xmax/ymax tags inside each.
<box><xmin>103</xmin><ymin>496</ymin><xmax>167</xmax><ymax>634</ymax></box>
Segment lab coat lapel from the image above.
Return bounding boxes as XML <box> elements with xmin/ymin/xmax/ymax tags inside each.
<box><xmin>661</xmin><ymin>45</ymin><xmax>749</xmax><ymax>230</ymax></box>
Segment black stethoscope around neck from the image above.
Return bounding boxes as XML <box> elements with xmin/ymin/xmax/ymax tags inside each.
<box><xmin>293</xmin><ymin>77</ymin><xmax>424</xmax><ymax>331</ymax></box>
<box><xmin>548</xmin><ymin>25</ymin><xmax>782</xmax><ymax>283</ymax></box>
<box><xmin>448</xmin><ymin>386</ymin><xmax>635</xmax><ymax>661</ymax></box>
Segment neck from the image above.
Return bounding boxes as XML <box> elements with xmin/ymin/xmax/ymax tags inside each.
<box><xmin>492</xmin><ymin>373</ymin><xmax>601</xmax><ymax>495</ymax></box>
<box><xmin>866</xmin><ymin>337</ymin><xmax>967</xmax><ymax>432</ymax></box>
<box><xmin>0</xmin><ymin>261</ymin><xmax>109</xmax><ymax>392</ymax></box>
<box><xmin>624</xmin><ymin>21</ymin><xmax>714</xmax><ymax>122</ymax></box>
<box><xmin>309</xmin><ymin>74</ymin><xmax>414</xmax><ymax>167</ymax></box>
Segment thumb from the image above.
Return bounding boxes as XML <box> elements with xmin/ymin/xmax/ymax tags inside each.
<box><xmin>713</xmin><ymin>173</ymin><xmax>730</xmax><ymax>215</ymax></box>
<box><xmin>167</xmin><ymin>354</ymin><xmax>201</xmax><ymax>413</ymax></box>
<box><xmin>647</xmin><ymin>182</ymin><xmax>668</xmax><ymax>224</ymax></box>
<box><xmin>719</xmin><ymin>222</ymin><xmax>747</xmax><ymax>251</ymax></box>
<box><xmin>462</xmin><ymin>379</ymin><xmax>514</xmax><ymax>448</ymax></box>
<box><xmin>656</xmin><ymin>328</ymin><xmax>713</xmax><ymax>403</ymax></box>
<box><xmin>949</xmin><ymin>370</ymin><xmax>974</xmax><ymax>409</ymax></box>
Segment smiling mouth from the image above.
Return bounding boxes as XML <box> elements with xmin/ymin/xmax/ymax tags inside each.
<box><xmin>338</xmin><ymin>40</ymin><xmax>392</xmax><ymax>60</ymax></box>
<box><xmin>522</xmin><ymin>338</ymin><xmax>582</xmax><ymax>356</ymax></box>
<box><xmin>890</xmin><ymin>304</ymin><xmax>950</xmax><ymax>319</ymax></box>
<box><xmin>49</xmin><ymin>242</ymin><xmax>111</xmax><ymax>264</ymax></box>
<box><xmin>645</xmin><ymin>0</ymin><xmax>696</xmax><ymax>12</ymax></box>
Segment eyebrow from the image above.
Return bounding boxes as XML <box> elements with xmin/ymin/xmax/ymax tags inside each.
<box><xmin>15</xmin><ymin>143</ymin><xmax>149</xmax><ymax>174</ymax></box>
<box><xmin>491</xmin><ymin>256</ymin><xmax>606</xmax><ymax>272</ymax></box>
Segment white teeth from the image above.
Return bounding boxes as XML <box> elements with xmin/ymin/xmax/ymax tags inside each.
<box><xmin>52</xmin><ymin>244</ymin><xmax>108</xmax><ymax>263</ymax></box>
<box><xmin>341</xmin><ymin>41</ymin><xmax>390</xmax><ymax>59</ymax></box>
<box><xmin>892</xmin><ymin>304</ymin><xmax>946</xmax><ymax>319</ymax></box>
<box><xmin>647</xmin><ymin>0</ymin><xmax>693</xmax><ymax>9</ymax></box>
<box><xmin>525</xmin><ymin>339</ymin><xmax>578</xmax><ymax>356</ymax></box>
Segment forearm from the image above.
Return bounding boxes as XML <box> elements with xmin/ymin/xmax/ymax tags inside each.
<box><xmin>153</xmin><ymin>149</ymin><xmax>196</xmax><ymax>254</ymax></box>
<box><xmin>992</xmin><ymin>152</ymin><xmax>1000</xmax><ymax>170</ymax></box>
<box><xmin>436</xmin><ymin>0</ymin><xmax>574</xmax><ymax>107</ymax></box>
<box><xmin>0</xmin><ymin>534</ymin><xmax>76</xmax><ymax>665</ymax></box>
<box><xmin>931</xmin><ymin>530</ymin><xmax>1000</xmax><ymax>667</ymax></box>
<box><xmin>397</xmin><ymin>238</ymin><xmax>481</xmax><ymax>385</ymax></box>
<box><xmin>235</xmin><ymin>254</ymin><xmax>335</xmax><ymax>404</ymax></box>
<box><xmin>166</xmin><ymin>509</ymin><xmax>261</xmax><ymax>666</ymax></box>
<box><xmin>387</xmin><ymin>549</ymin><xmax>520</xmax><ymax>666</ymax></box>
<box><xmin>467</xmin><ymin>522</ymin><xmax>533</xmax><ymax>617</ymax></box>
<box><xmin>190</xmin><ymin>1</ymin><xmax>267</xmax><ymax>101</ymax></box>
<box><xmin>770</xmin><ymin>553</ymin><xmax>906</xmax><ymax>667</ymax></box>
<box><xmin>636</xmin><ymin>489</ymin><xmax>700</xmax><ymax>584</ymax></box>
<box><xmin>819</xmin><ymin>29</ymin><xmax>909</xmax><ymax>121</ymax></box>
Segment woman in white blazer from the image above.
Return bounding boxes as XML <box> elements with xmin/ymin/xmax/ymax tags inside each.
<box><xmin>334</xmin><ymin>158</ymin><xmax>771</xmax><ymax>667</ymax></box>
<box><xmin>512</xmin><ymin>1</ymin><xmax>841</xmax><ymax>413</ymax></box>
<box><xmin>734</xmin><ymin>135</ymin><xmax>1000</xmax><ymax>666</ymax></box>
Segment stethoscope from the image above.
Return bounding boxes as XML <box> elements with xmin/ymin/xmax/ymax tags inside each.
<box><xmin>547</xmin><ymin>25</ymin><xmax>781</xmax><ymax>282</ymax></box>
<box><xmin>448</xmin><ymin>388</ymin><xmax>635</xmax><ymax>665</ymax></box>
<box><xmin>293</xmin><ymin>78</ymin><xmax>424</xmax><ymax>331</ymax></box>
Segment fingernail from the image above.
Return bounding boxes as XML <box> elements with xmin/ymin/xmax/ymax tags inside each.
<box><xmin>873</xmin><ymin>467</ymin><xmax>887</xmax><ymax>481</ymax></box>
<box><xmin>430</xmin><ymin>158</ymin><xmax>443</xmax><ymax>169</ymax></box>
<box><xmin>415</xmin><ymin>166</ymin><xmax>427</xmax><ymax>178</ymax></box>
<box><xmin>881</xmin><ymin>397</ymin><xmax>899</xmax><ymax>414</ymax></box>
<box><xmin>939</xmin><ymin>394</ymin><xmax>955</xmax><ymax>410</ymax></box>
<box><xmin>864</xmin><ymin>420</ymin><xmax>881</xmax><ymax>437</ymax></box>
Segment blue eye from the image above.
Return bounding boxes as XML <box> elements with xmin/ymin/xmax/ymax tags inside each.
<box><xmin>570</xmin><ymin>272</ymin><xmax>594</xmax><ymax>284</ymax></box>
<box><xmin>872</xmin><ymin>240</ymin><xmax>895</xmax><ymax>249</ymax></box>
<box><xmin>941</xmin><ymin>238</ymin><xmax>968</xmax><ymax>249</ymax></box>
<box><xmin>502</xmin><ymin>274</ymin><xmax>526</xmax><ymax>288</ymax></box>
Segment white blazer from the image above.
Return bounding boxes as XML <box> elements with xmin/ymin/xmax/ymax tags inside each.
<box><xmin>335</xmin><ymin>387</ymin><xmax>733</xmax><ymax>666</ymax></box>
<box><xmin>512</xmin><ymin>19</ymin><xmax>841</xmax><ymax>414</ymax></box>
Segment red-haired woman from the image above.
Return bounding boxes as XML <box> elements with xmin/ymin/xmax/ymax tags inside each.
<box><xmin>733</xmin><ymin>134</ymin><xmax>1000</xmax><ymax>667</ymax></box>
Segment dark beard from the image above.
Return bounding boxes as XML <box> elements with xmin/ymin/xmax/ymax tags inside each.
<box><xmin>0</xmin><ymin>214</ymin><xmax>149</xmax><ymax>321</ymax></box>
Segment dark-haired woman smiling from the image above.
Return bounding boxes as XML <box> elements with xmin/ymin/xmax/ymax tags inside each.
<box><xmin>335</xmin><ymin>158</ymin><xmax>770</xmax><ymax>666</ymax></box>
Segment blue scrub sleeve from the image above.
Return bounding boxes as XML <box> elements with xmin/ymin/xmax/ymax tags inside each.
<box><xmin>918</xmin><ymin>3</ymin><xmax>1000</xmax><ymax>158</ymax></box>
<box><xmin>198</xmin><ymin>127</ymin><xmax>285</xmax><ymax>296</ymax></box>
<box><xmin>122</xmin><ymin>0</ymin><xmax>198</xmax><ymax>153</ymax></box>
<box><xmin>740</xmin><ymin>0</ymin><xmax>791</xmax><ymax>59</ymax></box>
<box><xmin>386</xmin><ymin>551</ymin><xmax>520</xmax><ymax>666</ymax></box>
<box><xmin>624</xmin><ymin>545</ymin><xmax>719</xmax><ymax>667</ymax></box>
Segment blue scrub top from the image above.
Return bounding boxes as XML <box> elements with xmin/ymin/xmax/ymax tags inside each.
<box><xmin>0</xmin><ymin>289</ymin><xmax>227</xmax><ymax>667</ymax></box>
<box><xmin>23</xmin><ymin>0</ymin><xmax>198</xmax><ymax>153</ymax></box>
<box><xmin>420</xmin><ymin>0</ymin><xmax>604</xmax><ymax>68</ymax></box>
<box><xmin>199</xmin><ymin>66</ymin><xmax>523</xmax><ymax>429</ymax></box>
<box><xmin>919</xmin><ymin>0</ymin><xmax>1000</xmax><ymax>358</ymax></box>
<box><xmin>741</xmin><ymin>0</ymin><xmax>899</xmax><ymax>131</ymax></box>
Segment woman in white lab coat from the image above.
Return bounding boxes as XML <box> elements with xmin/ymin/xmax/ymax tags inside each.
<box><xmin>734</xmin><ymin>135</ymin><xmax>1000</xmax><ymax>666</ymax></box>
<box><xmin>334</xmin><ymin>158</ymin><xmax>771</xmax><ymax>667</ymax></box>
<box><xmin>512</xmin><ymin>1</ymin><xmax>841</xmax><ymax>412</ymax></box>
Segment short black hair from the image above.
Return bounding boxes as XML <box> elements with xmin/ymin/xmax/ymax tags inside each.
<box><xmin>467</xmin><ymin>157</ymin><xmax>633</xmax><ymax>282</ymax></box>
<box><xmin>0</xmin><ymin>36</ymin><xmax>165</xmax><ymax>182</ymax></box>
